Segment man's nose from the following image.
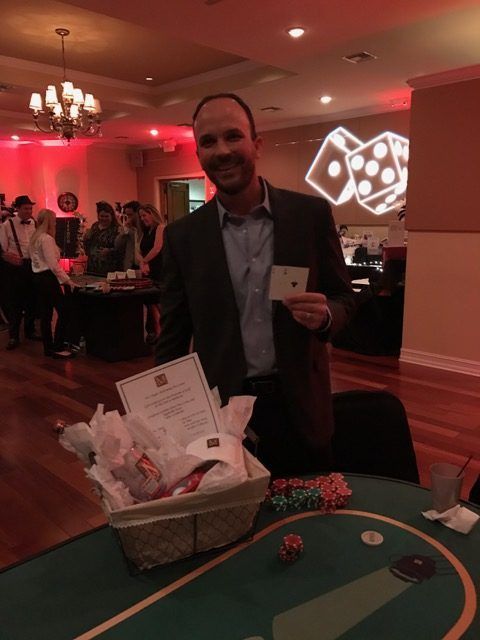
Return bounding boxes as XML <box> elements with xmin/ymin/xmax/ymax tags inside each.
<box><xmin>214</xmin><ymin>138</ymin><xmax>231</xmax><ymax>155</ymax></box>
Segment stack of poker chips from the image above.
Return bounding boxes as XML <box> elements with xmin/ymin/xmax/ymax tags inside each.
<box><xmin>266</xmin><ymin>472</ymin><xmax>352</xmax><ymax>513</ymax></box>
<box><xmin>278</xmin><ymin>533</ymin><xmax>304</xmax><ymax>563</ymax></box>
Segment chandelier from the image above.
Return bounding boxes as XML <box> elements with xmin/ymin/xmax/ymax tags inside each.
<box><xmin>29</xmin><ymin>28</ymin><xmax>102</xmax><ymax>142</ymax></box>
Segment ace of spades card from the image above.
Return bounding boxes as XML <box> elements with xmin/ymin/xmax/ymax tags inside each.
<box><xmin>269</xmin><ymin>265</ymin><xmax>310</xmax><ymax>300</ymax></box>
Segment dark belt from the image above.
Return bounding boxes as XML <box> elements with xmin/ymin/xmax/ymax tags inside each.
<box><xmin>242</xmin><ymin>374</ymin><xmax>280</xmax><ymax>396</ymax></box>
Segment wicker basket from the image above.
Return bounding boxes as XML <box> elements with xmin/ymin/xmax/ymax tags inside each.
<box><xmin>105</xmin><ymin>449</ymin><xmax>270</xmax><ymax>571</ymax></box>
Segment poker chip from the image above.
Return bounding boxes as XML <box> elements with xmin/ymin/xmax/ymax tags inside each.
<box><xmin>287</xmin><ymin>478</ymin><xmax>305</xmax><ymax>494</ymax></box>
<box><xmin>305</xmin><ymin>487</ymin><xmax>321</xmax><ymax>509</ymax></box>
<box><xmin>288</xmin><ymin>488</ymin><xmax>307</xmax><ymax>510</ymax></box>
<box><xmin>361</xmin><ymin>530</ymin><xmax>384</xmax><ymax>546</ymax></box>
<box><xmin>278</xmin><ymin>533</ymin><xmax>304</xmax><ymax>563</ymax></box>
<box><xmin>270</xmin><ymin>478</ymin><xmax>289</xmax><ymax>496</ymax></box>
<box><xmin>335</xmin><ymin>486</ymin><xmax>352</xmax><ymax>508</ymax></box>
<box><xmin>271</xmin><ymin>495</ymin><xmax>288</xmax><ymax>512</ymax></box>
<box><xmin>270</xmin><ymin>475</ymin><xmax>352</xmax><ymax>513</ymax></box>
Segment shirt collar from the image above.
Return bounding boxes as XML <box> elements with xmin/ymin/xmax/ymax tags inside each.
<box><xmin>217</xmin><ymin>177</ymin><xmax>272</xmax><ymax>227</ymax></box>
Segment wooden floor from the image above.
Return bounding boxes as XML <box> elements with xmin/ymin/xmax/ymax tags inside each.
<box><xmin>0</xmin><ymin>333</ymin><xmax>479</xmax><ymax>570</ymax></box>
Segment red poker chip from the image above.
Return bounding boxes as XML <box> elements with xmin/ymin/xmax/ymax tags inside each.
<box><xmin>287</xmin><ymin>478</ymin><xmax>304</xmax><ymax>494</ymax></box>
<box><xmin>304</xmin><ymin>479</ymin><xmax>319</xmax><ymax>490</ymax></box>
<box><xmin>271</xmin><ymin>479</ymin><xmax>289</xmax><ymax>496</ymax></box>
<box><xmin>283</xmin><ymin>533</ymin><xmax>304</xmax><ymax>550</ymax></box>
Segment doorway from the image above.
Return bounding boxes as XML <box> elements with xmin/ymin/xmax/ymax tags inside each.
<box><xmin>159</xmin><ymin>177</ymin><xmax>205</xmax><ymax>223</ymax></box>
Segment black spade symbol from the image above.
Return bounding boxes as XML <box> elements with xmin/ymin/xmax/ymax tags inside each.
<box><xmin>291</xmin><ymin>281</ymin><xmax>298</xmax><ymax>287</ymax></box>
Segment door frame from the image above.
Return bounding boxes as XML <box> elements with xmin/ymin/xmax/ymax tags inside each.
<box><xmin>154</xmin><ymin>172</ymin><xmax>205</xmax><ymax>222</ymax></box>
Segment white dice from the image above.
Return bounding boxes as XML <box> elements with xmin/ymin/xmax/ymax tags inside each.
<box><xmin>305</xmin><ymin>127</ymin><xmax>363</xmax><ymax>205</ymax></box>
<box><xmin>346</xmin><ymin>132</ymin><xmax>409</xmax><ymax>215</ymax></box>
<box><xmin>305</xmin><ymin>128</ymin><xmax>409</xmax><ymax>215</ymax></box>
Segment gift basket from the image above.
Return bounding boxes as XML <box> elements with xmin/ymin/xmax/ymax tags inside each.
<box><xmin>58</xmin><ymin>393</ymin><xmax>270</xmax><ymax>572</ymax></box>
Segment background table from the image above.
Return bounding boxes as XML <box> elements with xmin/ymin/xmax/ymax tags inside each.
<box><xmin>72</xmin><ymin>276</ymin><xmax>160</xmax><ymax>362</ymax></box>
<box><xmin>2</xmin><ymin>475</ymin><xmax>478</xmax><ymax>639</ymax></box>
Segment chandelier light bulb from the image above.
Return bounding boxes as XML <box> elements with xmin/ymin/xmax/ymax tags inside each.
<box><xmin>150</xmin><ymin>129</ymin><xmax>159</xmax><ymax>136</ymax></box>
<box><xmin>320</xmin><ymin>95</ymin><xmax>332</xmax><ymax>104</ymax></box>
<box><xmin>73</xmin><ymin>89</ymin><xmax>84</xmax><ymax>105</ymax></box>
<box><xmin>62</xmin><ymin>81</ymin><xmax>74</xmax><ymax>100</ymax></box>
<box><xmin>29</xmin><ymin>93</ymin><xmax>43</xmax><ymax>111</ymax></box>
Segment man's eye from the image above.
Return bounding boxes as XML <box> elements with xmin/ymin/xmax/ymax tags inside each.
<box><xmin>200</xmin><ymin>138</ymin><xmax>215</xmax><ymax>147</ymax></box>
<box><xmin>227</xmin><ymin>133</ymin><xmax>242</xmax><ymax>141</ymax></box>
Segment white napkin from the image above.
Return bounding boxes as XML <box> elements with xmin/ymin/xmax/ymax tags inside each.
<box><xmin>422</xmin><ymin>504</ymin><xmax>480</xmax><ymax>534</ymax></box>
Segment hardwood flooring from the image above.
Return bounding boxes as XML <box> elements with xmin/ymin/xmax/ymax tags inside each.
<box><xmin>0</xmin><ymin>333</ymin><xmax>479</xmax><ymax>569</ymax></box>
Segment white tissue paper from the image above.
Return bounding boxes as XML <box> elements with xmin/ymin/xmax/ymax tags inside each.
<box><xmin>58</xmin><ymin>394</ymin><xmax>257</xmax><ymax>510</ymax></box>
<box><xmin>422</xmin><ymin>504</ymin><xmax>480</xmax><ymax>534</ymax></box>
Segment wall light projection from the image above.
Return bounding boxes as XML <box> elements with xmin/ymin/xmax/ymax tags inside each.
<box><xmin>305</xmin><ymin>127</ymin><xmax>409</xmax><ymax>215</ymax></box>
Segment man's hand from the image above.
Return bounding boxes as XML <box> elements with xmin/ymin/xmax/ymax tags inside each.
<box><xmin>283</xmin><ymin>292</ymin><xmax>330</xmax><ymax>331</ymax></box>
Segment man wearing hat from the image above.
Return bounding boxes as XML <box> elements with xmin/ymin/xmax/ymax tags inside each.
<box><xmin>0</xmin><ymin>195</ymin><xmax>41</xmax><ymax>349</ymax></box>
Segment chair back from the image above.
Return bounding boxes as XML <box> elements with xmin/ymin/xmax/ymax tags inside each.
<box><xmin>332</xmin><ymin>390</ymin><xmax>419</xmax><ymax>483</ymax></box>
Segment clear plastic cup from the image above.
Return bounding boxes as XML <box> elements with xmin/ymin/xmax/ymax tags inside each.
<box><xmin>430</xmin><ymin>462</ymin><xmax>464</xmax><ymax>512</ymax></box>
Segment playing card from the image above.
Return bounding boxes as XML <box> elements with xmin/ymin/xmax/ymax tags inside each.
<box><xmin>269</xmin><ymin>265</ymin><xmax>309</xmax><ymax>300</ymax></box>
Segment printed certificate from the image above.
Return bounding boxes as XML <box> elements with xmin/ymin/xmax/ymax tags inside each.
<box><xmin>116</xmin><ymin>353</ymin><xmax>221</xmax><ymax>446</ymax></box>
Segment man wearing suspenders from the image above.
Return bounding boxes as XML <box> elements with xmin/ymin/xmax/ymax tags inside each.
<box><xmin>0</xmin><ymin>195</ymin><xmax>40</xmax><ymax>350</ymax></box>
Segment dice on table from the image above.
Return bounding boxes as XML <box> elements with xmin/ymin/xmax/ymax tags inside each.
<box><xmin>305</xmin><ymin>127</ymin><xmax>363</xmax><ymax>205</ymax></box>
<box><xmin>346</xmin><ymin>131</ymin><xmax>409</xmax><ymax>215</ymax></box>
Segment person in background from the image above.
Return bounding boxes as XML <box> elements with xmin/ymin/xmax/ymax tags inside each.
<box><xmin>0</xmin><ymin>195</ymin><xmax>41</xmax><ymax>350</ymax></box>
<box><xmin>84</xmin><ymin>201</ymin><xmax>120</xmax><ymax>275</ymax></box>
<box><xmin>30</xmin><ymin>209</ymin><xmax>77</xmax><ymax>359</ymax></box>
<box><xmin>155</xmin><ymin>93</ymin><xmax>354</xmax><ymax>477</ymax></box>
<box><xmin>115</xmin><ymin>200</ymin><xmax>142</xmax><ymax>271</ymax></box>
<box><xmin>139</xmin><ymin>203</ymin><xmax>166</xmax><ymax>344</ymax></box>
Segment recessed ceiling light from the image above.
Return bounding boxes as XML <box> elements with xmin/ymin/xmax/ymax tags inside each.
<box><xmin>287</xmin><ymin>27</ymin><xmax>305</xmax><ymax>39</ymax></box>
<box><xmin>145</xmin><ymin>77</ymin><xmax>153</xmax><ymax>81</ymax></box>
<box><xmin>11</xmin><ymin>135</ymin><xmax>20</xmax><ymax>141</ymax></box>
<box><xmin>150</xmin><ymin>129</ymin><xmax>159</xmax><ymax>136</ymax></box>
<box><xmin>319</xmin><ymin>96</ymin><xmax>332</xmax><ymax>104</ymax></box>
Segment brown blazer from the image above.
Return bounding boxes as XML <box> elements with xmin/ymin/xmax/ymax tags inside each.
<box><xmin>155</xmin><ymin>183</ymin><xmax>355</xmax><ymax>449</ymax></box>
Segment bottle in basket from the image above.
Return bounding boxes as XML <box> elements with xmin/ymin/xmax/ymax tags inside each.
<box><xmin>112</xmin><ymin>443</ymin><xmax>166</xmax><ymax>503</ymax></box>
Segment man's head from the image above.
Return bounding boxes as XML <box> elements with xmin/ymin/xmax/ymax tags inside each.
<box><xmin>14</xmin><ymin>195</ymin><xmax>35</xmax><ymax>221</ymax></box>
<box><xmin>192</xmin><ymin>93</ymin><xmax>262</xmax><ymax>196</ymax></box>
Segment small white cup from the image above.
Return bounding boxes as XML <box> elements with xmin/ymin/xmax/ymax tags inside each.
<box><xmin>430</xmin><ymin>462</ymin><xmax>464</xmax><ymax>513</ymax></box>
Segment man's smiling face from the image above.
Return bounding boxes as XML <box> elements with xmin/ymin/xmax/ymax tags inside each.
<box><xmin>194</xmin><ymin>98</ymin><xmax>262</xmax><ymax>197</ymax></box>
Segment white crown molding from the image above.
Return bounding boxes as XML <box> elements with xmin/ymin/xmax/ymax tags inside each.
<box><xmin>0</xmin><ymin>54</ymin><xmax>152</xmax><ymax>94</ymax></box>
<box><xmin>407</xmin><ymin>64</ymin><xmax>480</xmax><ymax>90</ymax></box>
<box><xmin>400</xmin><ymin>348</ymin><xmax>480</xmax><ymax>378</ymax></box>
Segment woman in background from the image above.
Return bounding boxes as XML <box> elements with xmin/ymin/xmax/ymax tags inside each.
<box><xmin>115</xmin><ymin>200</ymin><xmax>142</xmax><ymax>271</ymax></box>
<box><xmin>138</xmin><ymin>204</ymin><xmax>166</xmax><ymax>343</ymax></box>
<box><xmin>30</xmin><ymin>208</ymin><xmax>77</xmax><ymax>359</ymax></box>
<box><xmin>84</xmin><ymin>201</ymin><xmax>119</xmax><ymax>275</ymax></box>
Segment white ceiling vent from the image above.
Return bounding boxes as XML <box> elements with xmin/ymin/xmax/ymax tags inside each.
<box><xmin>342</xmin><ymin>51</ymin><xmax>378</xmax><ymax>64</ymax></box>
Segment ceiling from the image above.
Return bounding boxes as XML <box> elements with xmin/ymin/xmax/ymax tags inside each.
<box><xmin>0</xmin><ymin>0</ymin><xmax>479</xmax><ymax>147</ymax></box>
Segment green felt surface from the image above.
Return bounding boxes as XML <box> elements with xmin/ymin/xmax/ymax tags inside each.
<box><xmin>2</xmin><ymin>476</ymin><xmax>479</xmax><ymax>640</ymax></box>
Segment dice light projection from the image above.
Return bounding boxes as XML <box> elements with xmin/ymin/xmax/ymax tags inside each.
<box><xmin>305</xmin><ymin>127</ymin><xmax>409</xmax><ymax>215</ymax></box>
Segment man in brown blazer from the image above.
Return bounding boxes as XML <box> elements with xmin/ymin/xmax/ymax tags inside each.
<box><xmin>155</xmin><ymin>93</ymin><xmax>354</xmax><ymax>476</ymax></box>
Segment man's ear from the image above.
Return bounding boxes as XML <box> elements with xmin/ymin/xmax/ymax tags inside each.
<box><xmin>254</xmin><ymin>135</ymin><xmax>264</xmax><ymax>159</ymax></box>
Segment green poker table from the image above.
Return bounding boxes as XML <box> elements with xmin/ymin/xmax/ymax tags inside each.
<box><xmin>2</xmin><ymin>475</ymin><xmax>479</xmax><ymax>640</ymax></box>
